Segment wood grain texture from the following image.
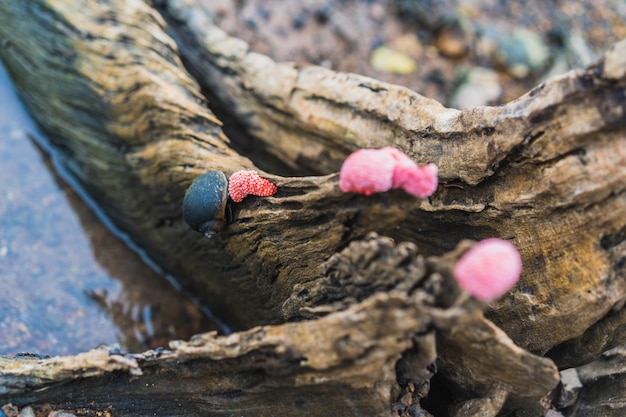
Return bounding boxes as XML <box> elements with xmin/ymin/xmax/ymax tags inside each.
<box><xmin>2</xmin><ymin>0</ymin><xmax>625</xmax><ymax>355</ymax></box>
<box><xmin>1</xmin><ymin>0</ymin><xmax>625</xmax><ymax>415</ymax></box>
<box><xmin>160</xmin><ymin>0</ymin><xmax>626</xmax><ymax>357</ymax></box>
<box><xmin>0</xmin><ymin>291</ymin><xmax>439</xmax><ymax>416</ymax></box>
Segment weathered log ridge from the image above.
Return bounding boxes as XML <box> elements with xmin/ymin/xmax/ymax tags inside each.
<box><xmin>0</xmin><ymin>0</ymin><xmax>625</xmax><ymax>415</ymax></box>
<box><xmin>160</xmin><ymin>0</ymin><xmax>626</xmax><ymax>356</ymax></box>
<box><xmin>0</xmin><ymin>236</ymin><xmax>559</xmax><ymax>416</ymax></box>
<box><xmin>0</xmin><ymin>291</ymin><xmax>439</xmax><ymax>417</ymax></box>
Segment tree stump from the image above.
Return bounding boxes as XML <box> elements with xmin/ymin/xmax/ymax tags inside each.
<box><xmin>0</xmin><ymin>0</ymin><xmax>625</xmax><ymax>416</ymax></box>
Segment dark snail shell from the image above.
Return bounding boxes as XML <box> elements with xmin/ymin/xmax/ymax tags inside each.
<box><xmin>182</xmin><ymin>170</ymin><xmax>228</xmax><ymax>237</ymax></box>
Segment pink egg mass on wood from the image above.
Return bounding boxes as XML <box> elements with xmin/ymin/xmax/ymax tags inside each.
<box><xmin>339</xmin><ymin>147</ymin><xmax>438</xmax><ymax>198</ymax></box>
<box><xmin>453</xmin><ymin>238</ymin><xmax>522</xmax><ymax>302</ymax></box>
<box><xmin>228</xmin><ymin>170</ymin><xmax>277</xmax><ymax>203</ymax></box>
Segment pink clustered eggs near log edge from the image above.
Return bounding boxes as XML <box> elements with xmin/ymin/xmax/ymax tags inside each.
<box><xmin>339</xmin><ymin>147</ymin><xmax>438</xmax><ymax>198</ymax></box>
<box><xmin>453</xmin><ymin>238</ymin><xmax>522</xmax><ymax>302</ymax></box>
<box><xmin>228</xmin><ymin>170</ymin><xmax>278</xmax><ymax>203</ymax></box>
<box><xmin>338</xmin><ymin>147</ymin><xmax>521</xmax><ymax>302</ymax></box>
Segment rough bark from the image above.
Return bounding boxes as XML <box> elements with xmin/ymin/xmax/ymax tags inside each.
<box><xmin>160</xmin><ymin>0</ymin><xmax>626</xmax><ymax>358</ymax></box>
<box><xmin>0</xmin><ymin>292</ymin><xmax>432</xmax><ymax>417</ymax></box>
<box><xmin>0</xmin><ymin>0</ymin><xmax>625</xmax><ymax>415</ymax></box>
<box><xmin>564</xmin><ymin>347</ymin><xmax>626</xmax><ymax>417</ymax></box>
<box><xmin>0</xmin><ymin>237</ymin><xmax>558</xmax><ymax>416</ymax></box>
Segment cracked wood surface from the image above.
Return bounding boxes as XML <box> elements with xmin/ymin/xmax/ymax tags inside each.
<box><xmin>0</xmin><ymin>0</ymin><xmax>625</xmax><ymax>415</ymax></box>
<box><xmin>0</xmin><ymin>238</ymin><xmax>559</xmax><ymax>416</ymax></box>
<box><xmin>161</xmin><ymin>0</ymin><xmax>626</xmax><ymax>358</ymax></box>
<box><xmin>0</xmin><ymin>292</ymin><xmax>428</xmax><ymax>416</ymax></box>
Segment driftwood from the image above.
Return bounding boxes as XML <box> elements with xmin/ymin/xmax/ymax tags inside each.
<box><xmin>0</xmin><ymin>0</ymin><xmax>625</xmax><ymax>416</ymax></box>
<box><xmin>565</xmin><ymin>346</ymin><xmax>626</xmax><ymax>417</ymax></box>
<box><xmin>0</xmin><ymin>291</ymin><xmax>435</xmax><ymax>417</ymax></box>
<box><xmin>161</xmin><ymin>0</ymin><xmax>626</xmax><ymax>356</ymax></box>
<box><xmin>0</xmin><ymin>235</ymin><xmax>558</xmax><ymax>416</ymax></box>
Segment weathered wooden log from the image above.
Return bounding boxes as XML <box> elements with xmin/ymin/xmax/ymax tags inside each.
<box><xmin>160</xmin><ymin>0</ymin><xmax>626</xmax><ymax>359</ymax></box>
<box><xmin>4</xmin><ymin>0</ymin><xmax>626</xmax><ymax>358</ymax></box>
<box><xmin>0</xmin><ymin>0</ymin><xmax>625</xmax><ymax>415</ymax></box>
<box><xmin>562</xmin><ymin>346</ymin><xmax>626</xmax><ymax>417</ymax></box>
<box><xmin>0</xmin><ymin>236</ymin><xmax>558</xmax><ymax>416</ymax></box>
<box><xmin>0</xmin><ymin>291</ymin><xmax>434</xmax><ymax>417</ymax></box>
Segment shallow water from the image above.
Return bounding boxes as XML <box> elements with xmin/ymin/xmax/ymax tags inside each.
<box><xmin>0</xmin><ymin>63</ymin><xmax>223</xmax><ymax>356</ymax></box>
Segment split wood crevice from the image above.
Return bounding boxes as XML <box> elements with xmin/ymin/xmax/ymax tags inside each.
<box><xmin>0</xmin><ymin>0</ymin><xmax>624</xmax><ymax>416</ymax></box>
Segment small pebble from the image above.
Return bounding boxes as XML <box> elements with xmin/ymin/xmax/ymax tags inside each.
<box><xmin>108</xmin><ymin>345</ymin><xmax>127</xmax><ymax>355</ymax></box>
<box><xmin>450</xmin><ymin>67</ymin><xmax>502</xmax><ymax>108</ymax></box>
<box><xmin>17</xmin><ymin>407</ymin><xmax>34</xmax><ymax>417</ymax></box>
<box><xmin>1</xmin><ymin>403</ymin><xmax>18</xmax><ymax>417</ymax></box>
<box><xmin>370</xmin><ymin>46</ymin><xmax>417</xmax><ymax>75</ymax></box>
<box><xmin>257</xmin><ymin>6</ymin><xmax>271</xmax><ymax>21</ymax></box>
<box><xmin>566</xmin><ymin>31</ymin><xmax>595</xmax><ymax>67</ymax></box>
<box><xmin>244</xmin><ymin>18</ymin><xmax>257</xmax><ymax>30</ymax></box>
<box><xmin>556</xmin><ymin>368</ymin><xmax>582</xmax><ymax>408</ymax></box>
<box><xmin>495</xmin><ymin>27</ymin><xmax>549</xmax><ymax>78</ymax></box>
<box><xmin>293</xmin><ymin>11</ymin><xmax>308</xmax><ymax>29</ymax></box>
<box><xmin>435</xmin><ymin>16</ymin><xmax>474</xmax><ymax>59</ymax></box>
<box><xmin>314</xmin><ymin>4</ymin><xmax>332</xmax><ymax>24</ymax></box>
<box><xmin>436</xmin><ymin>29</ymin><xmax>468</xmax><ymax>58</ymax></box>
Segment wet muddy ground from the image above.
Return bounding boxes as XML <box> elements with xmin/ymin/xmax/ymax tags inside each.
<box><xmin>0</xmin><ymin>64</ymin><xmax>223</xmax><ymax>356</ymax></box>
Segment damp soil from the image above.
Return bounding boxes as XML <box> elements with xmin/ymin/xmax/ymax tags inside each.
<box><xmin>201</xmin><ymin>0</ymin><xmax>626</xmax><ymax>106</ymax></box>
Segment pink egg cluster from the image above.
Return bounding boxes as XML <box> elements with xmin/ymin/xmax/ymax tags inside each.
<box><xmin>339</xmin><ymin>147</ymin><xmax>438</xmax><ymax>198</ymax></box>
<box><xmin>453</xmin><ymin>238</ymin><xmax>522</xmax><ymax>302</ymax></box>
<box><xmin>228</xmin><ymin>170</ymin><xmax>277</xmax><ymax>203</ymax></box>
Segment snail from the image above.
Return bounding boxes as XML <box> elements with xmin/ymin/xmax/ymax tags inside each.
<box><xmin>182</xmin><ymin>170</ymin><xmax>229</xmax><ymax>238</ymax></box>
<box><xmin>183</xmin><ymin>169</ymin><xmax>277</xmax><ymax>237</ymax></box>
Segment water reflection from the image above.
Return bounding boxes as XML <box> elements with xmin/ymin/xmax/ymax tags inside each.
<box><xmin>0</xmin><ymin>63</ymin><xmax>223</xmax><ymax>356</ymax></box>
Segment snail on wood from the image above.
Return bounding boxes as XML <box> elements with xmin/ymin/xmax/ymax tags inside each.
<box><xmin>182</xmin><ymin>170</ymin><xmax>229</xmax><ymax>238</ymax></box>
<box><xmin>183</xmin><ymin>170</ymin><xmax>277</xmax><ymax>237</ymax></box>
